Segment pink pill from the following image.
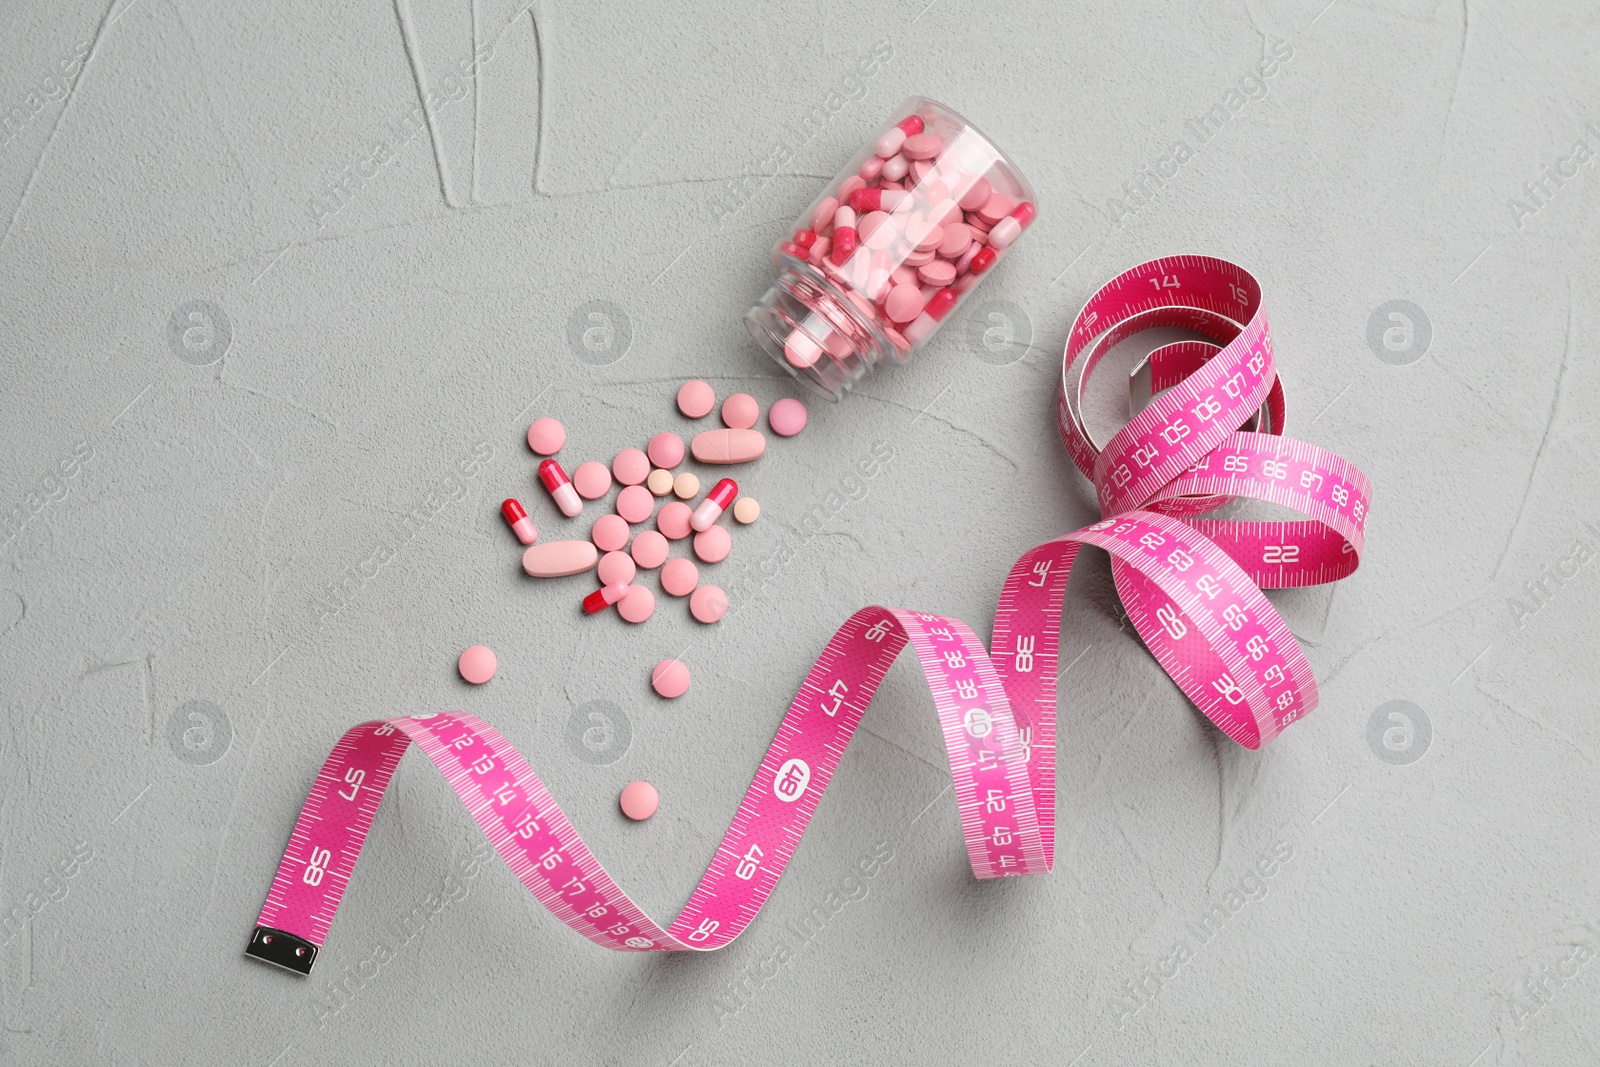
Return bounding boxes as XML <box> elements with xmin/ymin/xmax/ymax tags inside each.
<box><xmin>938</xmin><ymin>222</ymin><xmax>972</xmax><ymax>258</ymax></box>
<box><xmin>630</xmin><ymin>529</ymin><xmax>669</xmax><ymax>569</ymax></box>
<box><xmin>876</xmin><ymin>126</ymin><xmax>906</xmax><ymax>158</ymax></box>
<box><xmin>573</xmin><ymin>461</ymin><xmax>612</xmax><ymax>500</ymax></box>
<box><xmin>591</xmin><ymin>513</ymin><xmax>630</xmax><ymax>552</ymax></box>
<box><xmin>613</xmin><ymin>448</ymin><xmax>650</xmax><ymax>486</ymax></box>
<box><xmin>903</xmin><ymin>247</ymin><xmax>936</xmax><ymax>268</ymax></box>
<box><xmin>837</xmin><ymin>175</ymin><xmax>866</xmax><ymax>200</ymax></box>
<box><xmin>859</xmin><ymin>155</ymin><xmax>884</xmax><ymax>181</ymax></box>
<box><xmin>884</xmin><ymin>284</ymin><xmax>925</xmax><ymax>323</ymax></box>
<box><xmin>616</xmin><ymin>484</ymin><xmax>654</xmax><ymax>523</ymax></box>
<box><xmin>617</xmin><ymin>585</ymin><xmax>655</xmax><ymax>623</ymax></box>
<box><xmin>651</xmin><ymin>659</ymin><xmax>691</xmax><ymax>699</ymax></box>
<box><xmin>677</xmin><ymin>380</ymin><xmax>716</xmax><ymax>419</ymax></box>
<box><xmin>811</xmin><ymin>196</ymin><xmax>838</xmax><ymax>233</ymax></box>
<box><xmin>785</xmin><ymin>330</ymin><xmax>822</xmax><ymax>368</ymax></box>
<box><xmin>597</xmin><ymin>550</ymin><xmax>636</xmax><ymax>587</ymax></box>
<box><xmin>882</xmin><ymin>153</ymin><xmax>908</xmax><ymax>182</ymax></box>
<box><xmin>901</xmin><ymin>132</ymin><xmax>945</xmax><ymax>159</ymax></box>
<box><xmin>661</xmin><ymin>557</ymin><xmax>699</xmax><ymax>596</ymax></box>
<box><xmin>721</xmin><ymin>393</ymin><xmax>760</xmax><ymax>430</ymax></box>
<box><xmin>657</xmin><ymin>501</ymin><xmax>693</xmax><ymax>539</ymax></box>
<box><xmin>693</xmin><ymin>524</ymin><xmax>731</xmax><ymax>563</ymax></box>
<box><xmin>958</xmin><ymin>175</ymin><xmax>992</xmax><ymax>211</ymax></box>
<box><xmin>976</xmin><ymin>192</ymin><xmax>1016</xmax><ymax>224</ymax></box>
<box><xmin>647</xmin><ymin>432</ymin><xmax>684</xmax><ymax>469</ymax></box>
<box><xmin>918</xmin><ymin>260</ymin><xmax>956</xmax><ymax>287</ymax></box>
<box><xmin>859</xmin><ymin>210</ymin><xmax>890</xmax><ymax>242</ymax></box>
<box><xmin>457</xmin><ymin>645</ymin><xmax>497</xmax><ymax>685</ymax></box>
<box><xmin>768</xmin><ymin>397</ymin><xmax>808</xmax><ymax>437</ymax></box>
<box><xmin>526</xmin><ymin>418</ymin><xmax>565</xmax><ymax>455</ymax></box>
<box><xmin>619</xmin><ymin>780</ymin><xmax>659</xmax><ymax>820</ymax></box>
<box><xmin>690</xmin><ymin>585</ymin><xmax>729</xmax><ymax>624</ymax></box>
<box><xmin>909</xmin><ymin>158</ymin><xmax>935</xmax><ymax>185</ymax></box>
<box><xmin>891</xmin><ymin>265</ymin><xmax>918</xmax><ymax>287</ymax></box>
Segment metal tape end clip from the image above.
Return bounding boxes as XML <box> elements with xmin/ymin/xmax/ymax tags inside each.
<box><xmin>245</xmin><ymin>926</ymin><xmax>317</xmax><ymax>976</ymax></box>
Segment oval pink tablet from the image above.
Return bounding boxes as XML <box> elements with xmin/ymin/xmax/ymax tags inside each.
<box><xmin>884</xmin><ymin>284</ymin><xmax>924</xmax><ymax>323</ymax></box>
<box><xmin>657</xmin><ymin>501</ymin><xmax>692</xmax><ymax>540</ymax></box>
<box><xmin>902</xmin><ymin>132</ymin><xmax>944</xmax><ymax>160</ymax></box>
<box><xmin>691</xmin><ymin>429</ymin><xmax>766</xmax><ymax>465</ymax></box>
<box><xmin>958</xmin><ymin>175</ymin><xmax>992</xmax><ymax>211</ymax></box>
<box><xmin>617</xmin><ymin>585</ymin><xmax>655</xmax><ymax>623</ymax></box>
<box><xmin>647</xmin><ymin>432</ymin><xmax>684</xmax><ymax>469</ymax></box>
<box><xmin>810</xmin><ymin>195</ymin><xmax>838</xmax><ymax>233</ymax></box>
<box><xmin>597</xmin><ymin>550</ymin><xmax>636</xmax><ymax>587</ymax></box>
<box><xmin>768</xmin><ymin>397</ymin><xmax>807</xmax><ymax>437</ymax></box>
<box><xmin>630</xmin><ymin>530</ymin><xmax>669</xmax><ymax>569</ymax></box>
<box><xmin>573</xmin><ymin>461</ymin><xmax>612</xmax><ymax>500</ymax></box>
<box><xmin>591</xmin><ymin>514</ymin><xmax>629</xmax><ymax>552</ymax></box>
<box><xmin>690</xmin><ymin>585</ymin><xmax>729</xmax><ymax>624</ymax></box>
<box><xmin>612</xmin><ymin>448</ymin><xmax>650</xmax><ymax>486</ymax></box>
<box><xmin>616</xmin><ymin>485</ymin><xmax>654</xmax><ymax>524</ymax></box>
<box><xmin>619</xmin><ymin>781</ymin><xmax>658</xmax><ymax>820</ymax></box>
<box><xmin>660</xmin><ymin>557</ymin><xmax>699</xmax><ymax>596</ymax></box>
<box><xmin>693</xmin><ymin>525</ymin><xmax>731</xmax><ymax>563</ymax></box>
<box><xmin>522</xmin><ymin>540</ymin><xmax>598</xmax><ymax>577</ymax></box>
<box><xmin>677</xmin><ymin>380</ymin><xmax>716</xmax><ymax>419</ymax></box>
<box><xmin>938</xmin><ymin>222</ymin><xmax>972</xmax><ymax>258</ymax></box>
<box><xmin>457</xmin><ymin>645</ymin><xmax>497</xmax><ymax>684</ymax></box>
<box><xmin>651</xmin><ymin>659</ymin><xmax>691</xmax><ymax>699</ymax></box>
<box><xmin>977</xmin><ymin>192</ymin><xmax>1016</xmax><ymax>224</ymax></box>
<box><xmin>721</xmin><ymin>393</ymin><xmax>760</xmax><ymax>430</ymax></box>
<box><xmin>526</xmin><ymin>418</ymin><xmax>565</xmax><ymax>455</ymax></box>
<box><xmin>918</xmin><ymin>260</ymin><xmax>956</xmax><ymax>287</ymax></box>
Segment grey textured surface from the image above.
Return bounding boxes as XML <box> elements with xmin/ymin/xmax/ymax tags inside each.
<box><xmin>1</xmin><ymin>0</ymin><xmax>1598</xmax><ymax>1063</ymax></box>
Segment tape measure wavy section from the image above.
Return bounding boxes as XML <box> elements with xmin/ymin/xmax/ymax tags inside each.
<box><xmin>246</xmin><ymin>256</ymin><xmax>1371</xmax><ymax>975</ymax></box>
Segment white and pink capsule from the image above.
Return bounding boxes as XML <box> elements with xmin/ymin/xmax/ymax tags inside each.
<box><xmin>538</xmin><ymin>459</ymin><xmax>583</xmax><ymax>518</ymax></box>
<box><xmin>691</xmin><ymin>478</ymin><xmax>739</xmax><ymax>532</ymax></box>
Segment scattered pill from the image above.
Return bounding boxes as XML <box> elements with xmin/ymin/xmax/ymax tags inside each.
<box><xmin>721</xmin><ymin>393</ymin><xmax>760</xmax><ymax>430</ymax></box>
<box><xmin>693</xmin><ymin>524</ymin><xmax>732</xmax><ymax>563</ymax></box>
<box><xmin>612</xmin><ymin>448</ymin><xmax>650</xmax><ymax>486</ymax></box>
<box><xmin>768</xmin><ymin>398</ymin><xmax>807</xmax><ymax>437</ymax></box>
<box><xmin>733</xmin><ymin>497</ymin><xmax>760</xmax><ymax>524</ymax></box>
<box><xmin>619</xmin><ymin>781</ymin><xmax>659</xmax><ymax>820</ymax></box>
<box><xmin>618</xmin><ymin>584</ymin><xmax>656</xmax><ymax>623</ymax></box>
<box><xmin>523</xmin><ymin>540</ymin><xmax>599</xmax><ymax>577</ymax></box>
<box><xmin>630</xmin><ymin>530</ymin><xmax>669</xmax><ymax>569</ymax></box>
<box><xmin>691</xmin><ymin>478</ymin><xmax>739</xmax><ymax>532</ymax></box>
<box><xmin>597</xmin><ymin>550</ymin><xmax>636</xmax><ymax>587</ymax></box>
<box><xmin>592</xmin><ymin>514</ymin><xmax>630</xmax><ymax>553</ymax></box>
<box><xmin>582</xmin><ymin>582</ymin><xmax>630</xmax><ymax>614</ymax></box>
<box><xmin>651</xmin><ymin>659</ymin><xmax>691</xmax><ymax>699</ymax></box>
<box><xmin>457</xmin><ymin>645</ymin><xmax>497</xmax><ymax>684</ymax></box>
<box><xmin>661</xmin><ymin>557</ymin><xmax>699</xmax><ymax>596</ymax></box>
<box><xmin>573</xmin><ymin>461</ymin><xmax>612</xmax><ymax>500</ymax></box>
<box><xmin>677</xmin><ymin>380</ymin><xmax>716</xmax><ymax>419</ymax></box>
<box><xmin>690</xmin><ymin>585</ymin><xmax>729</xmax><ymax>624</ymax></box>
<box><xmin>673</xmin><ymin>472</ymin><xmax>700</xmax><ymax>499</ymax></box>
<box><xmin>646</xmin><ymin>468</ymin><xmax>675</xmax><ymax>496</ymax></box>
<box><xmin>538</xmin><ymin>459</ymin><xmax>583</xmax><ymax>518</ymax></box>
<box><xmin>647</xmin><ymin>432</ymin><xmax>685</xmax><ymax>469</ymax></box>
<box><xmin>691</xmin><ymin>428</ymin><xmax>767</xmax><ymax>465</ymax></box>
<box><xmin>657</xmin><ymin>501</ymin><xmax>693</xmax><ymax>540</ymax></box>
<box><xmin>501</xmin><ymin>498</ymin><xmax>537</xmax><ymax>545</ymax></box>
<box><xmin>616</xmin><ymin>484</ymin><xmax>654</xmax><ymax>524</ymax></box>
<box><xmin>526</xmin><ymin>418</ymin><xmax>565</xmax><ymax>455</ymax></box>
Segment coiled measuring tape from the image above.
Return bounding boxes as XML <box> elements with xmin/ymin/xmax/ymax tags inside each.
<box><xmin>246</xmin><ymin>256</ymin><xmax>1369</xmax><ymax>975</ymax></box>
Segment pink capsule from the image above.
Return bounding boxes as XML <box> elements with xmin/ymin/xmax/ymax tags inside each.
<box><xmin>850</xmin><ymin>187</ymin><xmax>908</xmax><ymax>213</ymax></box>
<box><xmin>829</xmin><ymin>207</ymin><xmax>858</xmax><ymax>264</ymax></box>
<box><xmin>691</xmin><ymin>478</ymin><xmax>739</xmax><ymax>532</ymax></box>
<box><xmin>500</xmin><ymin>498</ymin><xmax>537</xmax><ymax>545</ymax></box>
<box><xmin>810</xmin><ymin>196</ymin><xmax>838</xmax><ymax>234</ymax></box>
<box><xmin>837</xmin><ymin>175</ymin><xmax>866</xmax><ymax>201</ymax></box>
<box><xmin>904</xmin><ymin>287</ymin><xmax>957</xmax><ymax>345</ymax></box>
<box><xmin>954</xmin><ymin>241</ymin><xmax>982</xmax><ymax>275</ymax></box>
<box><xmin>582</xmin><ymin>583</ymin><xmax>630</xmax><ymax>614</ymax></box>
<box><xmin>881</xmin><ymin>153</ymin><xmax>908</xmax><ymax>182</ymax></box>
<box><xmin>986</xmin><ymin>201</ymin><xmax>1037</xmax><ymax>250</ymax></box>
<box><xmin>859</xmin><ymin>155</ymin><xmax>885</xmax><ymax>181</ymax></box>
<box><xmin>968</xmin><ymin>246</ymin><xmax>998</xmax><ymax>274</ymax></box>
<box><xmin>538</xmin><ymin>459</ymin><xmax>583</xmax><ymax>518</ymax></box>
<box><xmin>808</xmin><ymin>235</ymin><xmax>831</xmax><ymax>265</ymax></box>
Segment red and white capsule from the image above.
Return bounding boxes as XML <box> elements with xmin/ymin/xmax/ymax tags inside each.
<box><xmin>874</xmin><ymin>114</ymin><xmax>925</xmax><ymax>158</ymax></box>
<box><xmin>582</xmin><ymin>583</ymin><xmax>630</xmax><ymax>614</ymax></box>
<box><xmin>538</xmin><ymin>459</ymin><xmax>583</xmax><ymax>518</ymax></box>
<box><xmin>904</xmin><ymin>288</ymin><xmax>957</xmax><ymax>345</ymax></box>
<box><xmin>828</xmin><ymin>206</ymin><xmax>858</xmax><ymax>265</ymax></box>
<box><xmin>500</xmin><ymin>498</ymin><xmax>538</xmax><ymax>545</ymax></box>
<box><xmin>849</xmin><ymin>187</ymin><xmax>909</xmax><ymax>214</ymax></box>
<box><xmin>986</xmin><ymin>201</ymin><xmax>1037</xmax><ymax>250</ymax></box>
<box><xmin>690</xmin><ymin>478</ymin><xmax>739</xmax><ymax>532</ymax></box>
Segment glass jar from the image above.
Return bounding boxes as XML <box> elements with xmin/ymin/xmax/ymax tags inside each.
<box><xmin>745</xmin><ymin>97</ymin><xmax>1037</xmax><ymax>401</ymax></box>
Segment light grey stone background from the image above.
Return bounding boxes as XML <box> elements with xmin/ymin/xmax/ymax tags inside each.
<box><xmin>1</xmin><ymin>0</ymin><xmax>1596</xmax><ymax>1063</ymax></box>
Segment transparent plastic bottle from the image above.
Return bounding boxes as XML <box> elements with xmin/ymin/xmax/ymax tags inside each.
<box><xmin>745</xmin><ymin>97</ymin><xmax>1037</xmax><ymax>401</ymax></box>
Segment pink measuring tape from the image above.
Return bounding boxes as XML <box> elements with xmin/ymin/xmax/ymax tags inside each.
<box><xmin>246</xmin><ymin>256</ymin><xmax>1369</xmax><ymax>975</ymax></box>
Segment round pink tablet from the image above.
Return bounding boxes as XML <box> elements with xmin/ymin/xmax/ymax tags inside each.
<box><xmin>619</xmin><ymin>780</ymin><xmax>659</xmax><ymax>820</ymax></box>
<box><xmin>690</xmin><ymin>585</ymin><xmax>729</xmax><ymax>624</ymax></box>
<box><xmin>612</xmin><ymin>448</ymin><xmax>650</xmax><ymax>486</ymax></box>
<box><xmin>630</xmin><ymin>530</ymin><xmax>669</xmax><ymax>569</ymax></box>
<box><xmin>573</xmin><ymin>461</ymin><xmax>612</xmax><ymax>500</ymax></box>
<box><xmin>677</xmin><ymin>380</ymin><xmax>716</xmax><ymax>419</ymax></box>
<box><xmin>660</xmin><ymin>557</ymin><xmax>699</xmax><ymax>596</ymax></box>
<box><xmin>769</xmin><ymin>397</ymin><xmax>808</xmax><ymax>437</ymax></box>
<box><xmin>591</xmin><ymin>514</ymin><xmax>629</xmax><ymax>552</ymax></box>
<box><xmin>597</xmin><ymin>550</ymin><xmax>636</xmax><ymax>587</ymax></box>
<box><xmin>647</xmin><ymin>432</ymin><xmax>685</xmax><ymax>469</ymax></box>
<box><xmin>657</xmin><ymin>501</ymin><xmax>693</xmax><ymax>540</ymax></box>
<box><xmin>721</xmin><ymin>393</ymin><xmax>760</xmax><ymax>430</ymax></box>
<box><xmin>902</xmin><ymin>132</ymin><xmax>945</xmax><ymax>159</ymax></box>
<box><xmin>884</xmin><ymin>284</ymin><xmax>925</xmax><ymax>323</ymax></box>
<box><xmin>616</xmin><ymin>485</ymin><xmax>654</xmax><ymax>524</ymax></box>
<box><xmin>651</xmin><ymin>659</ymin><xmax>691</xmax><ymax>699</ymax></box>
<box><xmin>527</xmin><ymin>418</ymin><xmax>565</xmax><ymax>455</ymax></box>
<box><xmin>693</xmin><ymin>524</ymin><xmax>731</xmax><ymax>563</ymax></box>
<box><xmin>918</xmin><ymin>260</ymin><xmax>956</xmax><ymax>287</ymax></box>
<box><xmin>617</xmin><ymin>585</ymin><xmax>655</xmax><ymax>623</ymax></box>
<box><xmin>457</xmin><ymin>645</ymin><xmax>497</xmax><ymax>684</ymax></box>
